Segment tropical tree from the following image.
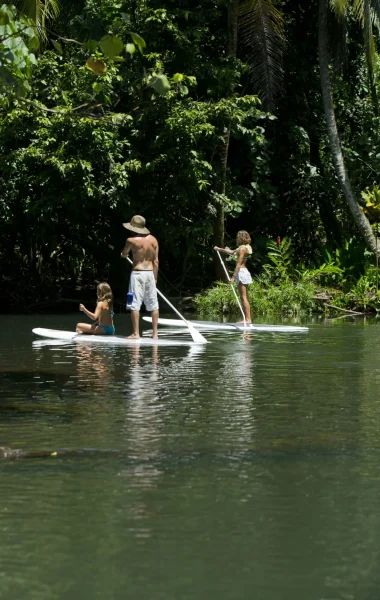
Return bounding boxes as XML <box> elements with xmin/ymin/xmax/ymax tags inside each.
<box><xmin>213</xmin><ymin>0</ymin><xmax>284</xmax><ymax>277</ymax></box>
<box><xmin>318</xmin><ymin>0</ymin><xmax>379</xmax><ymax>255</ymax></box>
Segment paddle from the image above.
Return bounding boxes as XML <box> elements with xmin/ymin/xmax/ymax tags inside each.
<box><xmin>216</xmin><ymin>250</ymin><xmax>247</xmax><ymax>328</ymax></box>
<box><xmin>126</xmin><ymin>257</ymin><xmax>208</xmax><ymax>344</ymax></box>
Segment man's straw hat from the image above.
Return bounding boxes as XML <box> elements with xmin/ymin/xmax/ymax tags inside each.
<box><xmin>122</xmin><ymin>215</ymin><xmax>150</xmax><ymax>235</ymax></box>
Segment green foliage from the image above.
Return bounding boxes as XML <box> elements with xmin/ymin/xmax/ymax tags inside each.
<box><xmin>194</xmin><ymin>279</ymin><xmax>317</xmax><ymax>316</ymax></box>
<box><xmin>0</xmin><ymin>4</ymin><xmax>39</xmax><ymax>97</ymax></box>
<box><xmin>362</xmin><ymin>185</ymin><xmax>380</xmax><ymax>225</ymax></box>
<box><xmin>3</xmin><ymin>0</ymin><xmax>380</xmax><ymax>310</ymax></box>
<box><xmin>238</xmin><ymin>0</ymin><xmax>285</xmax><ymax>110</ymax></box>
<box><xmin>264</xmin><ymin>237</ymin><xmax>294</xmax><ymax>280</ymax></box>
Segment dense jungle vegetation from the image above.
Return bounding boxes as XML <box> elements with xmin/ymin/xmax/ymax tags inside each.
<box><xmin>2</xmin><ymin>0</ymin><xmax>380</xmax><ymax>314</ymax></box>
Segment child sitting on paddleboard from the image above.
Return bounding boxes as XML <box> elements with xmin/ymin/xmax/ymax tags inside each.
<box><xmin>76</xmin><ymin>282</ymin><xmax>115</xmax><ymax>335</ymax></box>
<box><xmin>214</xmin><ymin>230</ymin><xmax>253</xmax><ymax>324</ymax></box>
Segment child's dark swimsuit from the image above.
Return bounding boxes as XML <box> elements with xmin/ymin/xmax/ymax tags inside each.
<box><xmin>99</xmin><ymin>309</ymin><xmax>115</xmax><ymax>335</ymax></box>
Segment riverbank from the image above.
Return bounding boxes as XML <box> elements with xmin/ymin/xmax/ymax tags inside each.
<box><xmin>194</xmin><ymin>278</ymin><xmax>380</xmax><ymax>317</ymax></box>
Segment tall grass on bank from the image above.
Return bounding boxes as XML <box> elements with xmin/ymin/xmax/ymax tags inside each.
<box><xmin>194</xmin><ymin>280</ymin><xmax>317</xmax><ymax>317</ymax></box>
<box><xmin>195</xmin><ymin>237</ymin><xmax>380</xmax><ymax>317</ymax></box>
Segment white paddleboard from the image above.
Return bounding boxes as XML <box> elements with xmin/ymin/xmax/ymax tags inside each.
<box><xmin>142</xmin><ymin>317</ymin><xmax>308</xmax><ymax>333</ymax></box>
<box><xmin>32</xmin><ymin>328</ymin><xmax>197</xmax><ymax>346</ymax></box>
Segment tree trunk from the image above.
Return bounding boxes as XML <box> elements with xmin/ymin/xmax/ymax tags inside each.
<box><xmin>318</xmin><ymin>0</ymin><xmax>378</xmax><ymax>255</ymax></box>
<box><xmin>213</xmin><ymin>0</ymin><xmax>238</xmax><ymax>279</ymax></box>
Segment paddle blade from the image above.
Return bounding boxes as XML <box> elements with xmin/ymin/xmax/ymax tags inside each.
<box><xmin>187</xmin><ymin>323</ymin><xmax>208</xmax><ymax>344</ymax></box>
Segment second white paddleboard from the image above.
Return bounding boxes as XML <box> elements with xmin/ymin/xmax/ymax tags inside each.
<box><xmin>142</xmin><ymin>317</ymin><xmax>308</xmax><ymax>333</ymax></box>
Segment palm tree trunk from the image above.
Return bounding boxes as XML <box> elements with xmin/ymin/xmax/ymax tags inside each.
<box><xmin>213</xmin><ymin>0</ymin><xmax>238</xmax><ymax>278</ymax></box>
<box><xmin>318</xmin><ymin>0</ymin><xmax>378</xmax><ymax>255</ymax></box>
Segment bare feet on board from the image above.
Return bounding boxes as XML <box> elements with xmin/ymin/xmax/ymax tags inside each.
<box><xmin>126</xmin><ymin>333</ymin><xmax>140</xmax><ymax>340</ymax></box>
<box><xmin>75</xmin><ymin>328</ymin><xmax>84</xmax><ymax>334</ymax></box>
<box><xmin>236</xmin><ymin>320</ymin><xmax>252</xmax><ymax>325</ymax></box>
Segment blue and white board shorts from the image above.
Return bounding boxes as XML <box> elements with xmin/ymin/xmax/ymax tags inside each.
<box><xmin>236</xmin><ymin>267</ymin><xmax>252</xmax><ymax>286</ymax></box>
<box><xmin>128</xmin><ymin>271</ymin><xmax>159</xmax><ymax>311</ymax></box>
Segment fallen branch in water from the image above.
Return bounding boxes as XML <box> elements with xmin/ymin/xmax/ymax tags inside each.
<box><xmin>325</xmin><ymin>304</ymin><xmax>364</xmax><ymax>315</ymax></box>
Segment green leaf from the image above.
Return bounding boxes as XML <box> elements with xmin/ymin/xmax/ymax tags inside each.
<box><xmin>23</xmin><ymin>26</ymin><xmax>35</xmax><ymax>38</ymax></box>
<box><xmin>86</xmin><ymin>39</ymin><xmax>98</xmax><ymax>53</ymax></box>
<box><xmin>52</xmin><ymin>40</ymin><xmax>63</xmax><ymax>55</ymax></box>
<box><xmin>120</xmin><ymin>12</ymin><xmax>130</xmax><ymax>23</ymax></box>
<box><xmin>4</xmin><ymin>50</ymin><xmax>15</xmax><ymax>63</ymax></box>
<box><xmin>99</xmin><ymin>35</ymin><xmax>124</xmax><ymax>58</ymax></box>
<box><xmin>130</xmin><ymin>32</ymin><xmax>146</xmax><ymax>54</ymax></box>
<box><xmin>172</xmin><ymin>72</ymin><xmax>184</xmax><ymax>83</ymax></box>
<box><xmin>29</xmin><ymin>36</ymin><xmax>40</xmax><ymax>51</ymax></box>
<box><xmin>0</xmin><ymin>9</ymin><xmax>9</xmax><ymax>26</ymax></box>
<box><xmin>150</xmin><ymin>74</ymin><xmax>171</xmax><ymax>95</ymax></box>
<box><xmin>93</xmin><ymin>81</ymin><xmax>103</xmax><ymax>92</ymax></box>
<box><xmin>126</xmin><ymin>43</ymin><xmax>136</xmax><ymax>55</ymax></box>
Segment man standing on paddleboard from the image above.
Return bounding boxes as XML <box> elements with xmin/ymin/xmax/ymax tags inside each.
<box><xmin>121</xmin><ymin>215</ymin><xmax>159</xmax><ymax>339</ymax></box>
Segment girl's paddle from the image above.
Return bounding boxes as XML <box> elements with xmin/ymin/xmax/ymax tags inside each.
<box><xmin>126</xmin><ymin>257</ymin><xmax>208</xmax><ymax>344</ymax></box>
<box><xmin>216</xmin><ymin>250</ymin><xmax>247</xmax><ymax>328</ymax></box>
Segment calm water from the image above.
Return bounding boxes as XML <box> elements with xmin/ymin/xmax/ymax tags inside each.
<box><xmin>1</xmin><ymin>313</ymin><xmax>380</xmax><ymax>600</ymax></box>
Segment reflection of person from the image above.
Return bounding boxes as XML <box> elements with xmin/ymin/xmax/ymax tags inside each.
<box><xmin>76</xmin><ymin>282</ymin><xmax>115</xmax><ymax>335</ymax></box>
<box><xmin>214</xmin><ymin>230</ymin><xmax>253</xmax><ymax>324</ymax></box>
<box><xmin>120</xmin><ymin>215</ymin><xmax>159</xmax><ymax>339</ymax></box>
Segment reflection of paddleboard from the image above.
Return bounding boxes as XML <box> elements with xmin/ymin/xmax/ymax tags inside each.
<box><xmin>143</xmin><ymin>317</ymin><xmax>308</xmax><ymax>333</ymax></box>
<box><xmin>32</xmin><ymin>328</ymin><xmax>197</xmax><ymax>346</ymax></box>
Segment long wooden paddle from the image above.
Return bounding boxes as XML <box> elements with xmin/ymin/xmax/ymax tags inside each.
<box><xmin>216</xmin><ymin>250</ymin><xmax>247</xmax><ymax>328</ymax></box>
<box><xmin>126</xmin><ymin>257</ymin><xmax>208</xmax><ymax>344</ymax></box>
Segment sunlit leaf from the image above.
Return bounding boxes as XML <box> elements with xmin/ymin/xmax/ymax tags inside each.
<box><xmin>172</xmin><ymin>72</ymin><xmax>184</xmax><ymax>83</ymax></box>
<box><xmin>86</xmin><ymin>56</ymin><xmax>106</xmax><ymax>75</ymax></box>
<box><xmin>130</xmin><ymin>32</ymin><xmax>146</xmax><ymax>54</ymax></box>
<box><xmin>150</xmin><ymin>74</ymin><xmax>171</xmax><ymax>95</ymax></box>
<box><xmin>52</xmin><ymin>40</ymin><xmax>63</xmax><ymax>54</ymax></box>
<box><xmin>99</xmin><ymin>35</ymin><xmax>124</xmax><ymax>58</ymax></box>
<box><xmin>126</xmin><ymin>43</ymin><xmax>136</xmax><ymax>54</ymax></box>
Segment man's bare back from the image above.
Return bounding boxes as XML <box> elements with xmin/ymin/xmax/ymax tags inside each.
<box><xmin>120</xmin><ymin>215</ymin><xmax>159</xmax><ymax>339</ymax></box>
<box><xmin>121</xmin><ymin>235</ymin><xmax>159</xmax><ymax>282</ymax></box>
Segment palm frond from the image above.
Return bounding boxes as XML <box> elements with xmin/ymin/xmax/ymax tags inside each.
<box><xmin>238</xmin><ymin>0</ymin><xmax>285</xmax><ymax>112</ymax></box>
<box><xmin>363</xmin><ymin>1</ymin><xmax>378</xmax><ymax>111</ymax></box>
<box><xmin>370</xmin><ymin>0</ymin><xmax>380</xmax><ymax>26</ymax></box>
<box><xmin>329</xmin><ymin>0</ymin><xmax>350</xmax><ymax>18</ymax></box>
<box><xmin>12</xmin><ymin>0</ymin><xmax>60</xmax><ymax>38</ymax></box>
<box><xmin>351</xmin><ymin>0</ymin><xmax>365</xmax><ymax>22</ymax></box>
<box><xmin>328</xmin><ymin>3</ymin><xmax>348</xmax><ymax>74</ymax></box>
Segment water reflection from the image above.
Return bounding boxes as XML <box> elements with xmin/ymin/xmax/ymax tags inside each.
<box><xmin>5</xmin><ymin>316</ymin><xmax>380</xmax><ymax>600</ymax></box>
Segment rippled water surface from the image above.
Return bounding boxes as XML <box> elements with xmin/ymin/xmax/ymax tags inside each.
<box><xmin>1</xmin><ymin>314</ymin><xmax>380</xmax><ymax>600</ymax></box>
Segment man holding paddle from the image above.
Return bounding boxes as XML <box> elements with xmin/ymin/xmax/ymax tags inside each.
<box><xmin>121</xmin><ymin>215</ymin><xmax>159</xmax><ymax>339</ymax></box>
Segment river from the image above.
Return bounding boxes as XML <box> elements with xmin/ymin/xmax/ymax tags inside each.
<box><xmin>1</xmin><ymin>313</ymin><xmax>380</xmax><ymax>600</ymax></box>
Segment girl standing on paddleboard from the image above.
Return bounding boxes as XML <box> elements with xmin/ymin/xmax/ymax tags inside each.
<box><xmin>76</xmin><ymin>282</ymin><xmax>115</xmax><ymax>335</ymax></box>
<box><xmin>214</xmin><ymin>230</ymin><xmax>253</xmax><ymax>324</ymax></box>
